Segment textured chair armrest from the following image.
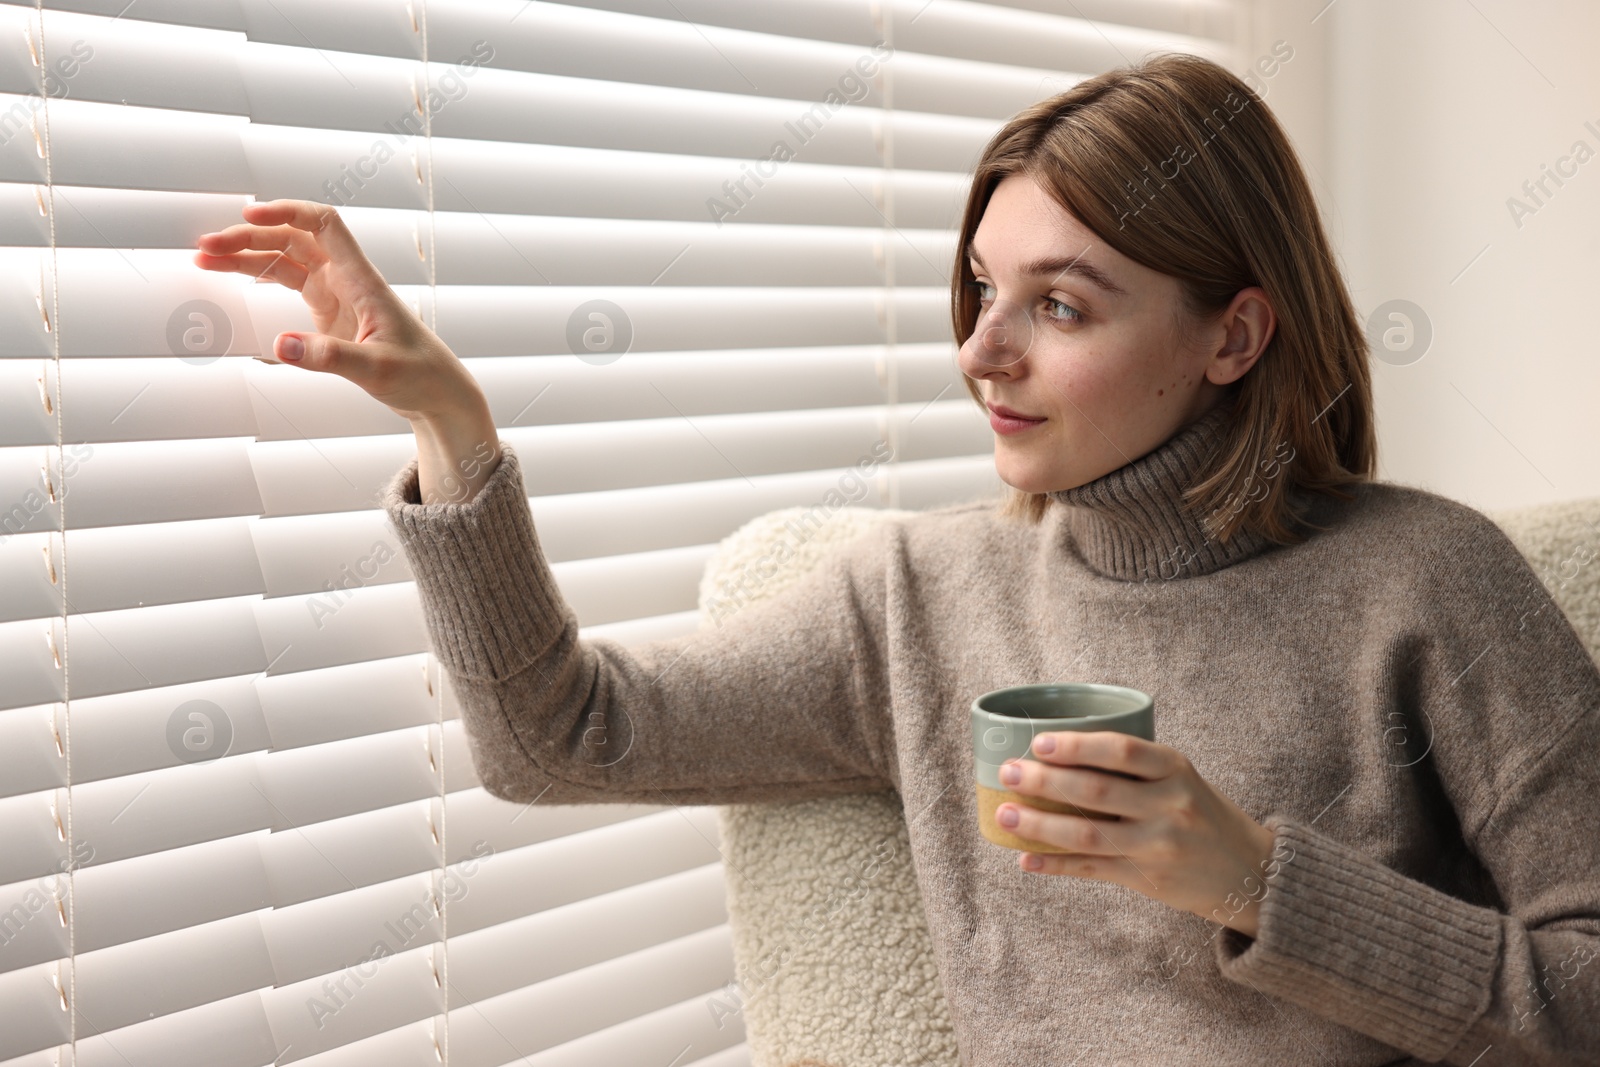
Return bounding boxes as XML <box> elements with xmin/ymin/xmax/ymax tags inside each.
<box><xmin>699</xmin><ymin>506</ymin><xmax>960</xmax><ymax>1067</ymax></box>
<box><xmin>1487</xmin><ymin>496</ymin><xmax>1600</xmax><ymax>664</ymax></box>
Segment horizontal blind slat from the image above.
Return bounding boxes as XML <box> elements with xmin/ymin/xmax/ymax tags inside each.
<box><xmin>970</xmin><ymin>0</ymin><xmax>1236</xmax><ymax>39</ymax></box>
<box><xmin>73</xmin><ymin>832</ymin><xmax>271</xmax><ymax>957</ymax></box>
<box><xmin>5</xmin><ymin>121</ymin><xmax>975</xmax><ymax>228</ymax></box>
<box><xmin>1</xmin><ymin>341</ymin><xmax>971</xmax><ymax>444</ymax></box>
<box><xmin>253</xmin><ymin>581</ymin><xmax>431</xmax><ymax>675</ymax></box>
<box><xmin>426</xmin><ymin>0</ymin><xmax>894</xmax><ymax>109</ymax></box>
<box><xmin>0</xmin><ymin>185</ymin><xmax>249</xmax><ymax>261</ymax></box>
<box><xmin>0</xmin><ymin>960</ymin><xmax>73</xmax><ymax>1060</ymax></box>
<box><xmin>255</xmin><ymin>401</ymin><xmax>982</xmax><ymax>519</ymax></box>
<box><xmin>71</xmin><ymin>757</ymin><xmax>277</xmax><ymax>869</ymax></box>
<box><xmin>443</xmin><ymin>924</ymin><xmax>736</xmax><ymax>1062</ymax></box>
<box><xmin>72</xmin><ymin>910</ymin><xmax>275</xmax><ymax>1040</ymax></box>
<box><xmin>0</xmin><ymin>248</ymin><xmax>52</xmax><ymax>359</ymax></box>
<box><xmin>14</xmin><ymin>96</ymin><xmax>253</xmax><ymax>191</ymax></box>
<box><xmin>0</xmin><ymin>865</ymin><xmax>69</xmax><ymax>974</ymax></box>
<box><xmin>0</xmin><ymin>790</ymin><xmax>69</xmax><ymax>900</ymax></box>
<box><xmin>249</xmin><ymin>412</ymin><xmax>888</xmax><ymax>517</ymax></box>
<box><xmin>446</xmin><ymin>863</ymin><xmax>726</xmax><ymax>1008</ymax></box>
<box><xmin>244</xmin><ymin>344</ymin><xmax>965</xmax><ymax>444</ymax></box>
<box><xmin>261</xmin><ymin>799</ymin><xmax>447</xmax><ymax>911</ymax></box>
<box><xmin>69</xmin><ymin>988</ymin><xmax>278</xmax><ymax>1067</ymax></box>
<box><xmin>43</xmin><ymin>0</ymin><xmax>248</xmax><ymax>35</ymax></box>
<box><xmin>555</xmin><ymin>0</ymin><xmax>1236</xmax><ymax>47</ymax></box>
<box><xmin>0</xmin><ymin>517</ymin><xmax>265</xmax><ymax>623</ymax></box>
<box><xmin>261</xmin><ymin>870</ymin><xmax>438</xmax><ymax>987</ymax></box>
<box><xmin>0</xmin><ymin>7</ymin><xmax>246</xmax><ymax>115</ymax></box>
<box><xmin>66</xmin><ymin>674</ymin><xmax>269</xmax><ymax>785</ymax></box>
<box><xmin>27</xmin><ymin>254</ymin><xmax>962</xmax><ymax>355</ymax></box>
<box><xmin>448</xmin><ymin>807</ymin><xmax>723</xmax><ymax>937</ymax></box>
<box><xmin>0</xmin><ymin>595</ymin><xmax>267</xmax><ymax>711</ymax></box>
<box><xmin>580</xmin><ymin>608</ymin><xmax>701</xmax><ymax>647</ymax></box>
<box><xmin>0</xmin><ymin>705</ymin><xmax>64</xmax><ymax>798</ymax></box>
<box><xmin>555</xmin><ymin>543</ymin><xmax>716</xmax><ymax>626</ymax></box>
<box><xmin>264</xmin><ymin>791</ymin><xmax>667</xmax><ymax>911</ymax></box>
<box><xmin>422</xmin><ymin>139</ymin><xmax>969</xmax><ymax>227</ymax></box>
<box><xmin>890</xmin><ymin>0</ymin><xmax>1236</xmax><ymax>73</ymax></box>
<box><xmin>438</xmin><ymin>791</ymin><xmax>668</xmax><ymax>879</ymax></box>
<box><xmin>261</xmin><ymin>941</ymin><xmax>445</xmax><ymax>1063</ymax></box>
<box><xmin>0</xmin><ymin>438</ymin><xmax>262</xmax><ymax>535</ymax></box>
<box><xmin>257</xmin><ymin>652</ymin><xmax>444</xmax><ymax>752</ymax></box>
<box><xmin>518</xmin><ymin>988</ymin><xmax>747</xmax><ymax>1067</ymax></box>
<box><xmin>426</xmin><ymin>68</ymin><xmax>998</xmax><ymax>172</ymax></box>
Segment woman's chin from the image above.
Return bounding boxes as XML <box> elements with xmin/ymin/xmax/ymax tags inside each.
<box><xmin>993</xmin><ymin>458</ymin><xmax>1057</xmax><ymax>496</ymax></box>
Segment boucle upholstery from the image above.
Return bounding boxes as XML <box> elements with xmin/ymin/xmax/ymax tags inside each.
<box><xmin>1488</xmin><ymin>497</ymin><xmax>1600</xmax><ymax>664</ymax></box>
<box><xmin>694</xmin><ymin>495</ymin><xmax>1600</xmax><ymax>1067</ymax></box>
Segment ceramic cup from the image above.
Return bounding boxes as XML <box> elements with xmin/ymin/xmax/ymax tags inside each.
<box><xmin>971</xmin><ymin>682</ymin><xmax>1155</xmax><ymax>854</ymax></box>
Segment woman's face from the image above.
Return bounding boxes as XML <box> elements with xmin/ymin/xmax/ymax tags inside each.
<box><xmin>956</xmin><ymin>173</ymin><xmax>1272</xmax><ymax>495</ymax></box>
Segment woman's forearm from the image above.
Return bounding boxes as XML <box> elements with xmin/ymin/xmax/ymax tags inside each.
<box><xmin>410</xmin><ymin>398</ymin><xmax>502</xmax><ymax>506</ymax></box>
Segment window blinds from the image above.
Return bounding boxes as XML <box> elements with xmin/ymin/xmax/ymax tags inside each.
<box><xmin>0</xmin><ymin>0</ymin><xmax>1242</xmax><ymax>1063</ymax></box>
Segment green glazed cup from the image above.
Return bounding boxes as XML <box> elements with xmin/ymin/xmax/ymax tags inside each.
<box><xmin>971</xmin><ymin>683</ymin><xmax>1155</xmax><ymax>854</ymax></box>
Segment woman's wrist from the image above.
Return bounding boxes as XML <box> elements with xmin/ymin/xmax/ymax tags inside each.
<box><xmin>410</xmin><ymin>399</ymin><xmax>501</xmax><ymax>506</ymax></box>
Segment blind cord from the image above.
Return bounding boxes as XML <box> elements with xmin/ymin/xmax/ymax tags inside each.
<box><xmin>881</xmin><ymin>2</ymin><xmax>899</xmax><ymax>511</ymax></box>
<box><xmin>32</xmin><ymin>1</ymin><xmax>75</xmax><ymax>1061</ymax></box>
<box><xmin>416</xmin><ymin>3</ymin><xmax>447</xmax><ymax>1061</ymax></box>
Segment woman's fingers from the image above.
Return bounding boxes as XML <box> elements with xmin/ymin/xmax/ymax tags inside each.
<box><xmin>1030</xmin><ymin>730</ymin><xmax>1183</xmax><ymax>781</ymax></box>
<box><xmin>1003</xmin><ymin>805</ymin><xmax>1141</xmax><ymax>856</ymax></box>
<box><xmin>1001</xmin><ymin>757</ymin><xmax>1161</xmax><ymax>819</ymax></box>
<box><xmin>196</xmin><ymin>200</ymin><xmax>385</xmax><ymax>290</ymax></box>
<box><xmin>193</xmin><ymin>248</ymin><xmax>310</xmax><ymax>291</ymax></box>
<box><xmin>196</xmin><ymin>222</ymin><xmax>319</xmax><ymax>264</ymax></box>
<box><xmin>241</xmin><ymin>199</ymin><xmax>374</xmax><ymax>274</ymax></box>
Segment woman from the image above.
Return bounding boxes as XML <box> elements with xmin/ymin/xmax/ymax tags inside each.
<box><xmin>194</xmin><ymin>52</ymin><xmax>1600</xmax><ymax>1066</ymax></box>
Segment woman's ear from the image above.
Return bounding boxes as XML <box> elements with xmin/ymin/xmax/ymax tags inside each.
<box><xmin>1205</xmin><ymin>286</ymin><xmax>1275</xmax><ymax>387</ymax></box>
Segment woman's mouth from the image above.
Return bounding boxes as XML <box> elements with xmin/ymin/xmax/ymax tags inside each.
<box><xmin>987</xmin><ymin>403</ymin><xmax>1046</xmax><ymax>436</ymax></box>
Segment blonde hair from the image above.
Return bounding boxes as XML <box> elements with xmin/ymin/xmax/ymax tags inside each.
<box><xmin>951</xmin><ymin>51</ymin><xmax>1374</xmax><ymax>546</ymax></box>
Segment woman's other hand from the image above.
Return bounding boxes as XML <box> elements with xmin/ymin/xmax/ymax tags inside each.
<box><xmin>994</xmin><ymin>731</ymin><xmax>1285</xmax><ymax>940</ymax></box>
<box><xmin>193</xmin><ymin>199</ymin><xmax>499</xmax><ymax>504</ymax></box>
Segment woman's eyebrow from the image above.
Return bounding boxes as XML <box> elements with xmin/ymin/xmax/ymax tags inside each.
<box><xmin>966</xmin><ymin>246</ymin><xmax>1128</xmax><ymax>298</ymax></box>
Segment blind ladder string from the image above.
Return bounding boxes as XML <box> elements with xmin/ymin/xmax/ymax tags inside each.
<box><xmin>30</xmin><ymin>0</ymin><xmax>75</xmax><ymax>1061</ymax></box>
<box><xmin>414</xmin><ymin>1</ymin><xmax>448</xmax><ymax>1060</ymax></box>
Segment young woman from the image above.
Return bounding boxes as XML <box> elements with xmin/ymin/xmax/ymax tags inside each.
<box><xmin>195</xmin><ymin>52</ymin><xmax>1600</xmax><ymax>1066</ymax></box>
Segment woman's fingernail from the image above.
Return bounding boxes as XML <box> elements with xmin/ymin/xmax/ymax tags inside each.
<box><xmin>998</xmin><ymin>805</ymin><xmax>1019</xmax><ymax>828</ymax></box>
<box><xmin>281</xmin><ymin>336</ymin><xmax>304</xmax><ymax>361</ymax></box>
<box><xmin>1034</xmin><ymin>734</ymin><xmax>1056</xmax><ymax>755</ymax></box>
<box><xmin>1000</xmin><ymin>763</ymin><xmax>1021</xmax><ymax>786</ymax></box>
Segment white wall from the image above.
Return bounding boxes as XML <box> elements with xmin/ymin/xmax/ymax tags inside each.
<box><xmin>1244</xmin><ymin>0</ymin><xmax>1600</xmax><ymax>512</ymax></box>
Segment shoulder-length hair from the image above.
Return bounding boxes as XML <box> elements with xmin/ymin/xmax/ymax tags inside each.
<box><xmin>952</xmin><ymin>51</ymin><xmax>1375</xmax><ymax>547</ymax></box>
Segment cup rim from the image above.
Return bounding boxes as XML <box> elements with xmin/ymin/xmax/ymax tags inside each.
<box><xmin>971</xmin><ymin>682</ymin><xmax>1152</xmax><ymax>722</ymax></box>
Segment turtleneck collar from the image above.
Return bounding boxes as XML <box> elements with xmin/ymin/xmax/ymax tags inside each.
<box><xmin>1044</xmin><ymin>403</ymin><xmax>1275</xmax><ymax>581</ymax></box>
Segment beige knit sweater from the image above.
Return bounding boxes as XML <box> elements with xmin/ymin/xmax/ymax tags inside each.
<box><xmin>381</xmin><ymin>403</ymin><xmax>1600</xmax><ymax>1066</ymax></box>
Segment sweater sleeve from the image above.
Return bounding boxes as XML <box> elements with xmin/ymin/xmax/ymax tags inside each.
<box><xmin>1213</xmin><ymin>507</ymin><xmax>1600</xmax><ymax>1065</ymax></box>
<box><xmin>380</xmin><ymin>439</ymin><xmax>897</xmax><ymax>807</ymax></box>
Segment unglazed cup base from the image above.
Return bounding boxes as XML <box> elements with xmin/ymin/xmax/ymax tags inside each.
<box><xmin>975</xmin><ymin>782</ymin><xmax>1122</xmax><ymax>854</ymax></box>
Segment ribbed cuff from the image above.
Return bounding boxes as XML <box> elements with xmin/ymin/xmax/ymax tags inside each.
<box><xmin>1214</xmin><ymin>814</ymin><xmax>1503</xmax><ymax>1061</ymax></box>
<box><xmin>381</xmin><ymin>441</ymin><xmax>571</xmax><ymax>682</ymax></box>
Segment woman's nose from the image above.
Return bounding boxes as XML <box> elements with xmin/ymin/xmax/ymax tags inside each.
<box><xmin>959</xmin><ymin>301</ymin><xmax>1030</xmax><ymax>374</ymax></box>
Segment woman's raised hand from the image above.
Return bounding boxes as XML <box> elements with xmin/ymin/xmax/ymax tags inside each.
<box><xmin>193</xmin><ymin>199</ymin><xmax>500</xmax><ymax>504</ymax></box>
<box><xmin>193</xmin><ymin>199</ymin><xmax>478</xmax><ymax>421</ymax></box>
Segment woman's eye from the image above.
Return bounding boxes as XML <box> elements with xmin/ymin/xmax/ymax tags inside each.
<box><xmin>1045</xmin><ymin>297</ymin><xmax>1082</xmax><ymax>324</ymax></box>
<box><xmin>968</xmin><ymin>279</ymin><xmax>995</xmax><ymax>302</ymax></box>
